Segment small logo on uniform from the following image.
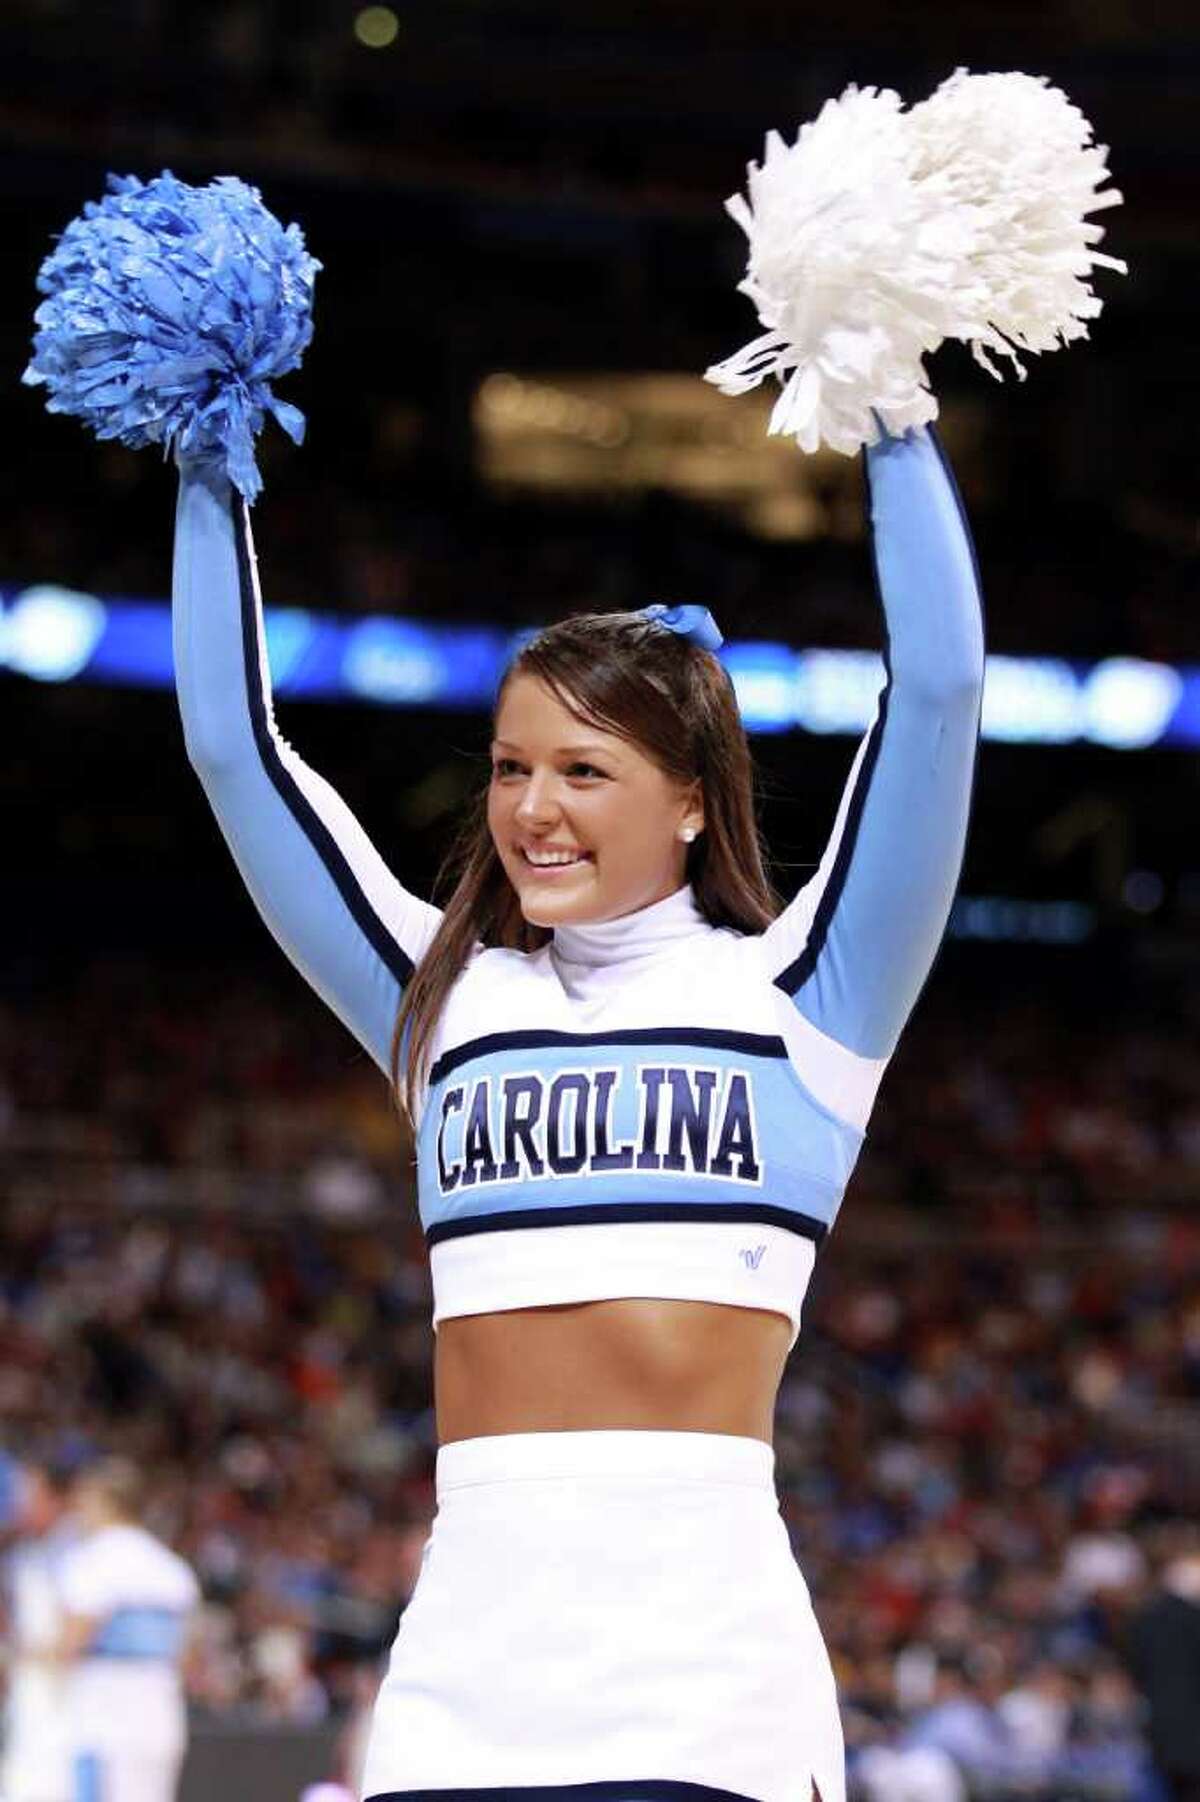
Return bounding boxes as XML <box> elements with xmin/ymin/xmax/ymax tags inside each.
<box><xmin>739</xmin><ymin>1244</ymin><xmax>766</xmax><ymax>1269</ymax></box>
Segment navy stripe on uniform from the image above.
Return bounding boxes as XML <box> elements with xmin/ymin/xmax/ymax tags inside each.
<box><xmin>771</xmin><ymin>440</ymin><xmax>895</xmax><ymax>1002</ymax></box>
<box><xmin>367</xmin><ymin>1780</ymin><xmax>765</xmax><ymax>1802</ymax></box>
<box><xmin>426</xmin><ymin>1198</ymin><xmax>828</xmax><ymax>1247</ymax></box>
<box><xmin>230</xmin><ymin>492</ymin><xmax>415</xmax><ymax>990</ymax></box>
<box><xmin>429</xmin><ymin>1027</ymin><xmax>790</xmax><ymax>1087</ymax></box>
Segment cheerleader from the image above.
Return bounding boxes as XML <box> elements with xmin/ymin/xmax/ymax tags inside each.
<box><xmin>173</xmin><ymin>391</ymin><xmax>981</xmax><ymax>1802</ymax></box>
<box><xmin>23</xmin><ymin>69</ymin><xmax>1123</xmax><ymax>1802</ymax></box>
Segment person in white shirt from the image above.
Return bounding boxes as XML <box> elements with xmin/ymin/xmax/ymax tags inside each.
<box><xmin>55</xmin><ymin>1460</ymin><xmax>199</xmax><ymax>1802</ymax></box>
<box><xmin>0</xmin><ymin>1459</ymin><xmax>76</xmax><ymax>1802</ymax></box>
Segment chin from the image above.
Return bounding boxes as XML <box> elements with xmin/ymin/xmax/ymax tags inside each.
<box><xmin>514</xmin><ymin>880</ymin><xmax>604</xmax><ymax>928</ymax></box>
<box><xmin>519</xmin><ymin>893</ymin><xmax>591</xmax><ymax>927</ymax></box>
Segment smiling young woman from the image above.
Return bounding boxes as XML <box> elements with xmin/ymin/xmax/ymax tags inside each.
<box><xmin>171</xmin><ymin>417</ymin><xmax>983</xmax><ymax>1802</ymax></box>
<box><xmin>488</xmin><ymin>673</ymin><xmax>703</xmax><ymax>927</ymax></box>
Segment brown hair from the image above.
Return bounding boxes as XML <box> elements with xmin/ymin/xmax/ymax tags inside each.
<box><xmin>389</xmin><ymin>610</ymin><xmax>783</xmax><ymax>1127</ymax></box>
<box><xmin>76</xmin><ymin>1455</ymin><xmax>144</xmax><ymax>1522</ymax></box>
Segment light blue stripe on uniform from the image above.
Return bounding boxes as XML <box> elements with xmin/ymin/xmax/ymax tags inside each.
<box><xmin>767</xmin><ymin>424</ymin><xmax>985</xmax><ymax>1060</ymax></box>
<box><xmin>418</xmin><ymin>1031</ymin><xmax>863</xmax><ymax>1239</ymax></box>
<box><xmin>74</xmin><ymin>1751</ymin><xmax>103</xmax><ymax>1802</ymax></box>
<box><xmin>172</xmin><ymin>468</ymin><xmax>443</xmax><ymax>1075</ymax></box>
<box><xmin>89</xmin><ymin>1604</ymin><xmax>185</xmax><ymax>1659</ymax></box>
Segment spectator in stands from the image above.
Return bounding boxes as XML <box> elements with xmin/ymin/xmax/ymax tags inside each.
<box><xmin>55</xmin><ymin>1458</ymin><xmax>200</xmax><ymax>1802</ymax></box>
<box><xmin>0</xmin><ymin>1455</ymin><xmax>77</xmax><ymax>1802</ymax></box>
<box><xmin>1125</xmin><ymin>1542</ymin><xmax>1200</xmax><ymax>1802</ymax></box>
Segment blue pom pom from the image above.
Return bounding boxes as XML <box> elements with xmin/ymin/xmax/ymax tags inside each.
<box><xmin>21</xmin><ymin>170</ymin><xmax>321</xmax><ymax>503</ymax></box>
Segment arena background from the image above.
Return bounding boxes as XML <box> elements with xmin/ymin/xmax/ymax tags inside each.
<box><xmin>2</xmin><ymin>2</ymin><xmax>1198</xmax><ymax>1798</ymax></box>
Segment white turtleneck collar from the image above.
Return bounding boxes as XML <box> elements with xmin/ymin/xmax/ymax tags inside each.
<box><xmin>550</xmin><ymin>882</ymin><xmax>712</xmax><ymax>972</ymax></box>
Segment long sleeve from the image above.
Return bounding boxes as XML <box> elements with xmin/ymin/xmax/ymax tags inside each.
<box><xmin>760</xmin><ymin>422</ymin><xmax>985</xmax><ymax>1062</ymax></box>
<box><xmin>172</xmin><ymin>463</ymin><xmax>443</xmax><ymax>1075</ymax></box>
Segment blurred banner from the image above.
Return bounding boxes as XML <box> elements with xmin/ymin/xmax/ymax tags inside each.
<box><xmin>1</xmin><ymin>585</ymin><xmax>1195</xmax><ymax>749</ymax></box>
<box><xmin>179</xmin><ymin>1718</ymin><xmax>342</xmax><ymax>1802</ymax></box>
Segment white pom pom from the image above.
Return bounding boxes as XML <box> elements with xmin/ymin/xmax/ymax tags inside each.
<box><xmin>908</xmin><ymin>69</ymin><xmax>1127</xmax><ymax>381</ymax></box>
<box><xmin>704</xmin><ymin>86</ymin><xmax>957</xmax><ymax>455</ymax></box>
<box><xmin>704</xmin><ymin>69</ymin><xmax>1126</xmax><ymax>455</ymax></box>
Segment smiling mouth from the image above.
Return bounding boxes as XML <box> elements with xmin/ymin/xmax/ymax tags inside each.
<box><xmin>519</xmin><ymin>848</ymin><xmax>594</xmax><ymax>871</ymax></box>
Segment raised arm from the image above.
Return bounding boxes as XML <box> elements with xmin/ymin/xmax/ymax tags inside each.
<box><xmin>172</xmin><ymin>462</ymin><xmax>443</xmax><ymax>1074</ymax></box>
<box><xmin>761</xmin><ymin>421</ymin><xmax>985</xmax><ymax>1062</ymax></box>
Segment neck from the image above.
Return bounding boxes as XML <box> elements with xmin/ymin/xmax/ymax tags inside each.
<box><xmin>550</xmin><ymin>882</ymin><xmax>710</xmax><ymax>970</ymax></box>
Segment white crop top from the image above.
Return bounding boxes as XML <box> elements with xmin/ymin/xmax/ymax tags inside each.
<box><xmin>171</xmin><ymin>423</ymin><xmax>984</xmax><ymax>1352</ymax></box>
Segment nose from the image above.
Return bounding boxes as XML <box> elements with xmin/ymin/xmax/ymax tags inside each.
<box><xmin>514</xmin><ymin>770</ymin><xmax>561</xmax><ymax>828</ymax></box>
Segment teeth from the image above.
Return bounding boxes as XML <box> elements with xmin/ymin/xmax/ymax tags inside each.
<box><xmin>524</xmin><ymin>848</ymin><xmax>586</xmax><ymax>867</ymax></box>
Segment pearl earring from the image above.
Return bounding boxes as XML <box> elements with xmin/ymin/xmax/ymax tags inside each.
<box><xmin>680</xmin><ymin>827</ymin><xmax>697</xmax><ymax>843</ymax></box>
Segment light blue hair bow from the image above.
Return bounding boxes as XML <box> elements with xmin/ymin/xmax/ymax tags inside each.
<box><xmin>638</xmin><ymin>602</ymin><xmax>724</xmax><ymax>652</ymax></box>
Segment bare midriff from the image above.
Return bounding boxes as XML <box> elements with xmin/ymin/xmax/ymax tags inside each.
<box><xmin>434</xmin><ymin>1298</ymin><xmax>794</xmax><ymax>1447</ymax></box>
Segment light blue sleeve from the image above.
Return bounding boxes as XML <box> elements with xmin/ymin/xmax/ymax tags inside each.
<box><xmin>172</xmin><ymin>463</ymin><xmax>443</xmax><ymax>1075</ymax></box>
<box><xmin>760</xmin><ymin>422</ymin><xmax>985</xmax><ymax>1060</ymax></box>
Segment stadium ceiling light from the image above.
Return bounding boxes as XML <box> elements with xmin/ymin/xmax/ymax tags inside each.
<box><xmin>354</xmin><ymin>6</ymin><xmax>399</xmax><ymax>49</ymax></box>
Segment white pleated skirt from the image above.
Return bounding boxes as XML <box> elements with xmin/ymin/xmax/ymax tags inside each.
<box><xmin>359</xmin><ymin>1428</ymin><xmax>845</xmax><ymax>1802</ymax></box>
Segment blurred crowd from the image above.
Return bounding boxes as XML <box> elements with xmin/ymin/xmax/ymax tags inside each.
<box><xmin>2</xmin><ymin>954</ymin><xmax>1199</xmax><ymax>1798</ymax></box>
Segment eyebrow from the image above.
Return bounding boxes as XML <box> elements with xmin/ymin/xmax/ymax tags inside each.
<box><xmin>491</xmin><ymin>739</ymin><xmax>617</xmax><ymax>757</ymax></box>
